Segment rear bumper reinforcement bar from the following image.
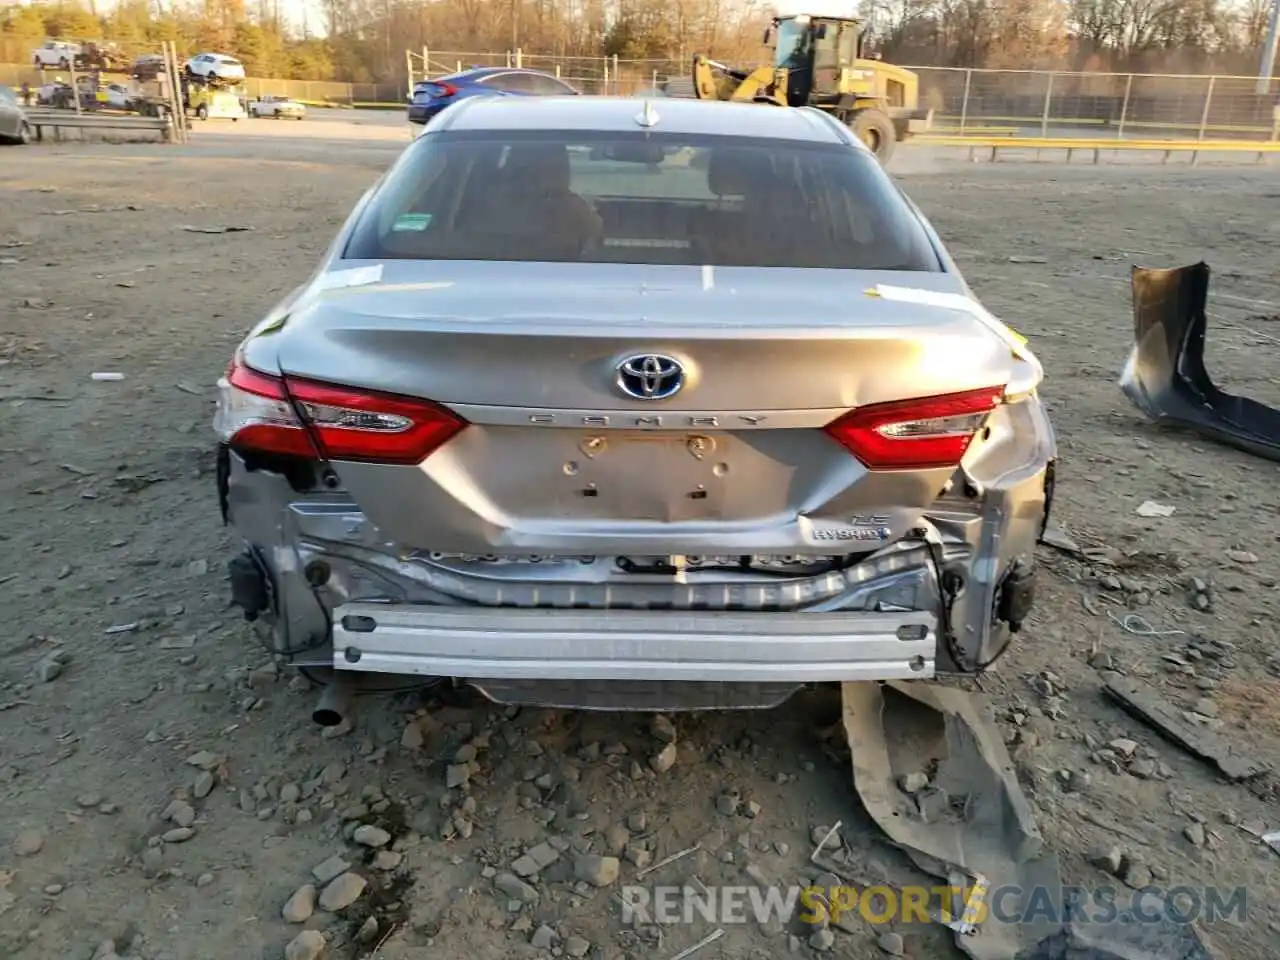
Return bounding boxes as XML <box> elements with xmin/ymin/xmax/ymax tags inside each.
<box><xmin>330</xmin><ymin>603</ymin><xmax>937</xmax><ymax>683</ymax></box>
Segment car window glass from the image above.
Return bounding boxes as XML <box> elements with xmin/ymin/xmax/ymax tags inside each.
<box><xmin>529</xmin><ymin>75</ymin><xmax>574</xmax><ymax>95</ymax></box>
<box><xmin>345</xmin><ymin>130</ymin><xmax>941</xmax><ymax>271</ymax></box>
<box><xmin>484</xmin><ymin>73</ymin><xmax>536</xmax><ymax>93</ymax></box>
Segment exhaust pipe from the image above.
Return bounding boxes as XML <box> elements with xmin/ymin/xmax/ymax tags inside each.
<box><xmin>312</xmin><ymin>670</ymin><xmax>355</xmax><ymax>727</ymax></box>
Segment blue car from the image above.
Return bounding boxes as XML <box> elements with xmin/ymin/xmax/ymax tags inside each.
<box><xmin>408</xmin><ymin>67</ymin><xmax>581</xmax><ymax>127</ymax></box>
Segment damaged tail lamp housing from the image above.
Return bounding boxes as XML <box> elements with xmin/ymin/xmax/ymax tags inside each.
<box><xmin>822</xmin><ymin>387</ymin><xmax>1004</xmax><ymax>469</ymax></box>
<box><xmin>216</xmin><ymin>357</ymin><xmax>468</xmax><ymax>465</ymax></box>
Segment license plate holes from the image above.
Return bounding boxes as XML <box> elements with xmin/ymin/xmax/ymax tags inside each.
<box><xmin>565</xmin><ymin>432</ymin><xmax>729</xmax><ymax>519</ymax></box>
<box><xmin>581</xmin><ymin>432</ymin><xmax>722</xmax><ymax>460</ymax></box>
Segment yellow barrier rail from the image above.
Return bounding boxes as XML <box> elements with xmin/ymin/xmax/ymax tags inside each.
<box><xmin>933</xmin><ymin>114</ymin><xmax>1276</xmax><ymax>137</ymax></box>
<box><xmin>914</xmin><ymin>135</ymin><xmax>1280</xmax><ymax>163</ymax></box>
<box><xmin>927</xmin><ymin>125</ymin><xmax>1020</xmax><ymax>136</ymax></box>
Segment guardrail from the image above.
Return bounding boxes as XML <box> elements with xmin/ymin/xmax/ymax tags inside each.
<box><xmin>24</xmin><ymin>108</ymin><xmax>173</xmax><ymax>142</ymax></box>
<box><xmin>914</xmin><ymin>135</ymin><xmax>1280</xmax><ymax>164</ymax></box>
<box><xmin>5</xmin><ymin>56</ymin><xmax>1279</xmax><ymax>121</ymax></box>
<box><xmin>926</xmin><ymin>125</ymin><xmax>1021</xmax><ymax>137</ymax></box>
<box><xmin>930</xmin><ymin>115</ymin><xmax>1280</xmax><ymax>138</ymax></box>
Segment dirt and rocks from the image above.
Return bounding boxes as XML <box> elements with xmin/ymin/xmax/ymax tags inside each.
<box><xmin>1</xmin><ymin>127</ymin><xmax>1279</xmax><ymax>960</ymax></box>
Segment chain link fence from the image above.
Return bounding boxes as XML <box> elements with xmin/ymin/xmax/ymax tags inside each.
<box><xmin>3</xmin><ymin>49</ymin><xmax>1277</xmax><ymax>138</ymax></box>
<box><xmin>238</xmin><ymin>77</ymin><xmax>404</xmax><ymax>105</ymax></box>
<box><xmin>912</xmin><ymin>67</ymin><xmax>1280</xmax><ymax>141</ymax></box>
<box><xmin>406</xmin><ymin>49</ymin><xmax>676</xmax><ymax>99</ymax></box>
<box><xmin>0</xmin><ymin>61</ymin><xmax>403</xmax><ymax>106</ymax></box>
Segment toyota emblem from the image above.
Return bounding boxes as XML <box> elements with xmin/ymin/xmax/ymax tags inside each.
<box><xmin>615</xmin><ymin>354</ymin><xmax>684</xmax><ymax>401</ymax></box>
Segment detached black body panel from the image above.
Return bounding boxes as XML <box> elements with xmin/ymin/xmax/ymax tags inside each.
<box><xmin>1123</xmin><ymin>262</ymin><xmax>1280</xmax><ymax>462</ymax></box>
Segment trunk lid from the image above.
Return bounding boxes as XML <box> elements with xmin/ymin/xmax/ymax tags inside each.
<box><xmin>264</xmin><ymin>261</ymin><xmax>1014</xmax><ymax>553</ymax></box>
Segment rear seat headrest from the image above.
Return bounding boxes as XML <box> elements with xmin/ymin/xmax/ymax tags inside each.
<box><xmin>707</xmin><ymin>148</ymin><xmax>775</xmax><ymax>198</ymax></box>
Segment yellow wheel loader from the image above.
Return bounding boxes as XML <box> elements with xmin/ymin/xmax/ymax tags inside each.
<box><xmin>691</xmin><ymin>14</ymin><xmax>931</xmax><ymax>164</ymax></box>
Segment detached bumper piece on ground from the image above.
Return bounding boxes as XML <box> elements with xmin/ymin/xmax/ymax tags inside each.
<box><xmin>841</xmin><ymin>682</ymin><xmax>1219</xmax><ymax>960</ymax></box>
<box><xmin>1122</xmin><ymin>262</ymin><xmax>1280</xmax><ymax>462</ymax></box>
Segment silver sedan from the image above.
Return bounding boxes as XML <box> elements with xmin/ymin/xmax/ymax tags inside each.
<box><xmin>214</xmin><ymin>95</ymin><xmax>1056</xmax><ymax>719</ymax></box>
<box><xmin>250</xmin><ymin>95</ymin><xmax>306</xmax><ymax>119</ymax></box>
<box><xmin>0</xmin><ymin>85</ymin><xmax>32</xmax><ymax>144</ymax></box>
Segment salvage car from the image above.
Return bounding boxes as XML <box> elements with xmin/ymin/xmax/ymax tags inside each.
<box><xmin>130</xmin><ymin>53</ymin><xmax>168</xmax><ymax>81</ymax></box>
<box><xmin>0</xmin><ymin>85</ymin><xmax>32</xmax><ymax>144</ymax></box>
<box><xmin>250</xmin><ymin>94</ymin><xmax>306</xmax><ymax>119</ymax></box>
<box><xmin>31</xmin><ymin>40</ymin><xmax>79</xmax><ymax>70</ymax></box>
<box><xmin>408</xmin><ymin>66</ymin><xmax>579</xmax><ymax>130</ymax></box>
<box><xmin>183</xmin><ymin>52</ymin><xmax>246</xmax><ymax>83</ymax></box>
<box><xmin>214</xmin><ymin>96</ymin><xmax>1055</xmax><ymax>718</ymax></box>
<box><xmin>102</xmin><ymin>82</ymin><xmax>132</xmax><ymax>110</ymax></box>
<box><xmin>37</xmin><ymin>80</ymin><xmax>73</xmax><ymax>107</ymax></box>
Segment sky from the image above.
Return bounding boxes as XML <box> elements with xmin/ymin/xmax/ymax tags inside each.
<box><xmin>774</xmin><ymin>1</ymin><xmax>865</xmax><ymax>16</ymax></box>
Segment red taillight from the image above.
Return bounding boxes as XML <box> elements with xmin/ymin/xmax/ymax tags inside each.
<box><xmin>823</xmin><ymin>387</ymin><xmax>1003</xmax><ymax>470</ymax></box>
<box><xmin>286</xmin><ymin>374</ymin><xmax>467</xmax><ymax>465</ymax></box>
<box><xmin>219</xmin><ymin>359</ymin><xmax>317</xmax><ymax>458</ymax></box>
<box><xmin>428</xmin><ymin>82</ymin><xmax>457</xmax><ymax>97</ymax></box>
<box><xmin>217</xmin><ymin>358</ymin><xmax>466</xmax><ymax>465</ymax></box>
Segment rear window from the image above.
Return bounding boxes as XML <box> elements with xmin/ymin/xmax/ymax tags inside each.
<box><xmin>343</xmin><ymin>129</ymin><xmax>940</xmax><ymax>270</ymax></box>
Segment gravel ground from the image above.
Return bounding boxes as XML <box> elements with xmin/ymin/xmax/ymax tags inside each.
<box><xmin>1</xmin><ymin>128</ymin><xmax>1279</xmax><ymax>960</ymax></box>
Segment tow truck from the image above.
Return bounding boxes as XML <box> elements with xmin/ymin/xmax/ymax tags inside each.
<box><xmin>182</xmin><ymin>74</ymin><xmax>246</xmax><ymax>121</ymax></box>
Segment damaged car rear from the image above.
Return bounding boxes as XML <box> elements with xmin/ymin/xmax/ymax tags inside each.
<box><xmin>213</xmin><ymin>95</ymin><xmax>1056</xmax><ymax>719</ymax></box>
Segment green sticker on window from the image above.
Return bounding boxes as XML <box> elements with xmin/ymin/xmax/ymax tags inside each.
<box><xmin>392</xmin><ymin>213</ymin><xmax>433</xmax><ymax>232</ymax></box>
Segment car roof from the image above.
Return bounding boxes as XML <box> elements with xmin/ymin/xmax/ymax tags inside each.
<box><xmin>432</xmin><ymin>95</ymin><xmax>851</xmax><ymax>143</ymax></box>
<box><xmin>439</xmin><ymin>66</ymin><xmax>567</xmax><ymax>82</ymax></box>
